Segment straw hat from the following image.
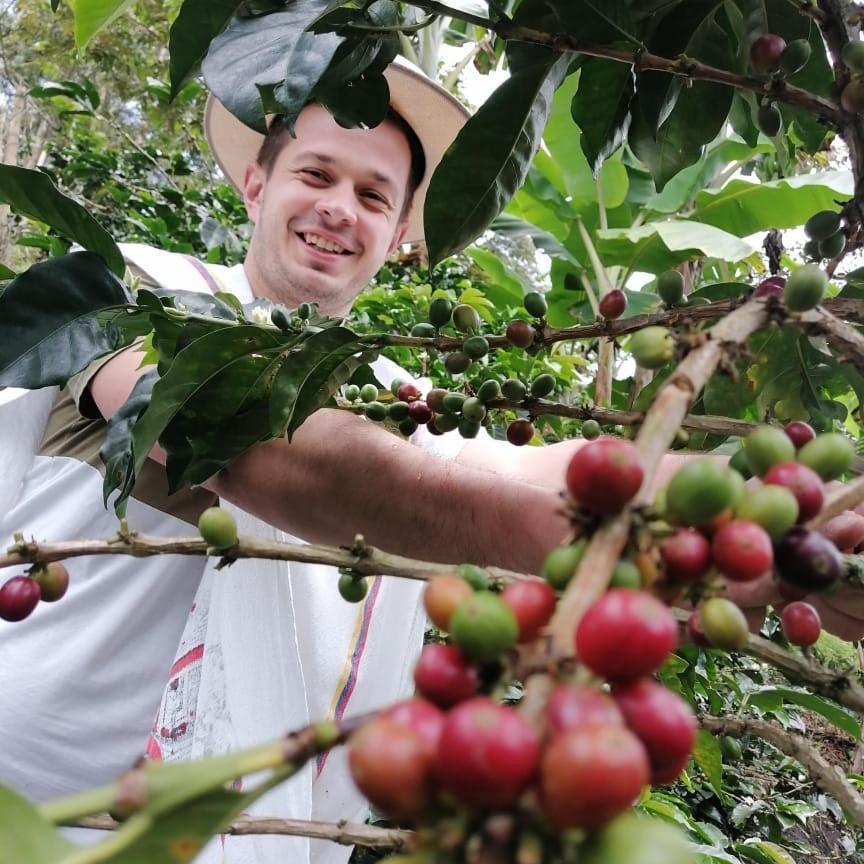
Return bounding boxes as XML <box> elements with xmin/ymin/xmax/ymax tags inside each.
<box><xmin>204</xmin><ymin>55</ymin><xmax>471</xmax><ymax>245</ymax></box>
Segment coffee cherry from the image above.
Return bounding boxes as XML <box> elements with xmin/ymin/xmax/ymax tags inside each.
<box><xmin>774</xmin><ymin>527</ymin><xmax>842</xmax><ymax>591</ymax></box>
<box><xmin>271</xmin><ymin>306</ymin><xmax>292</xmax><ymax>330</ymax></box>
<box><xmin>0</xmin><ymin>576</ymin><xmax>41</xmax><ymax>622</ymax></box>
<box><xmin>396</xmin><ymin>382</ymin><xmax>422</xmax><ymax>403</ymax></box>
<box><xmin>398</xmin><ymin>418</ymin><xmax>418</xmax><ymax>437</ymax></box>
<box><xmin>364</xmin><ymin>401</ymin><xmax>387</xmax><ymax>421</ymax></box>
<box><xmin>338</xmin><ymin>572</ymin><xmax>369</xmax><ymax>603</ymax></box>
<box><xmin>408</xmin><ymin>401</ymin><xmax>432</xmax><ymax>424</ymax></box>
<box><xmin>779</xmin><ymin>38</ymin><xmax>811</xmax><ymax>75</ymax></box>
<box><xmin>444</xmin><ymin>351</ymin><xmax>471</xmax><ymax>374</ymax></box>
<box><xmin>750</xmin><ymin>33</ymin><xmax>787</xmax><ymax>72</ymax></box>
<box><xmin>387</xmin><ymin>401</ymin><xmax>410</xmax><ymax>421</ymax></box>
<box><xmin>613</xmin><ymin>679</ymin><xmax>697</xmax><ymax>785</ymax></box>
<box><xmin>599</xmin><ymin>289</ymin><xmax>627</xmax><ymax>320</ymax></box>
<box><xmin>665</xmin><ymin>458</ymin><xmax>739</xmax><ymax>526</ymax></box>
<box><xmin>476</xmin><ymin>379</ymin><xmax>501</xmax><ymax>404</ymax></box>
<box><xmin>781</xmin><ymin>601</ymin><xmax>822</xmax><ymax>646</ymax></box>
<box><xmin>842</xmin><ymin>41</ymin><xmax>864</xmax><ymax>73</ymax></box>
<box><xmin>803</xmin><ymin>238</ymin><xmax>822</xmax><ymax>261</ymax></box>
<box><xmin>784</xmin><ymin>264</ymin><xmax>827</xmax><ymax>312</ymax></box>
<box><xmin>582</xmin><ymin>418</ymin><xmax>601</xmax><ymax>439</ymax></box>
<box><xmin>729</xmin><ymin>447</ymin><xmax>753</xmax><ymax>479</ymax></box>
<box><xmin>501</xmin><ymin>378</ymin><xmax>526</xmax><ymax>401</ymax></box>
<box><xmin>34</xmin><ymin>563</ymin><xmax>69</xmax><ymax>603</ymax></box>
<box><xmin>785</xmin><ymin>420</ymin><xmax>815</xmax><ymax>449</ymax></box>
<box><xmin>349</xmin><ymin>718</ymin><xmax>432</xmax><ymax>820</ymax></box>
<box><xmin>428</xmin><ymin>296</ymin><xmax>453</xmax><ymax>329</ymax></box>
<box><xmin>842</xmin><ymin>79</ymin><xmax>864</xmax><ymax>113</ymax></box>
<box><xmin>343</xmin><ymin>384</ymin><xmax>360</xmax><ymax>402</ymax></box>
<box><xmin>819</xmin><ymin>230</ymin><xmax>846</xmax><ymax>260</ymax></box>
<box><xmin>457</xmin><ymin>563</ymin><xmax>490</xmax><ymax>591</ymax></box>
<box><xmin>425</xmin><ymin>388</ymin><xmax>447</xmax><ymax>413</ymax></box>
<box><xmin>461</xmin><ymin>396</ymin><xmax>487</xmax><ymax>423</ymax></box>
<box><xmin>735</xmin><ymin>484</ymin><xmax>799</xmax><ymax>540</ymax></box>
<box><xmin>452</xmin><ymin>303</ymin><xmax>481</xmax><ymax>334</ymax></box>
<box><xmin>660</xmin><ymin>529</ymin><xmax>711</xmax><ymax>582</ymax></box>
<box><xmin>198</xmin><ymin>507</ymin><xmax>238</xmax><ymax>548</ymax></box>
<box><xmin>441</xmin><ymin>392</ymin><xmax>467</xmax><ymax>414</ymax></box>
<box><xmin>450</xmin><ymin>591</ymin><xmax>519</xmax><ymax>662</ymax></box>
<box><xmin>657</xmin><ymin>270</ymin><xmax>684</xmax><ymax>306</ymax></box>
<box><xmin>797</xmin><ymin>432</ymin><xmax>854</xmax><ymax>480</ymax></box>
<box><xmin>712</xmin><ymin>520</ymin><xmax>774</xmax><ymax>582</ymax></box>
<box><xmin>458</xmin><ymin>418</ymin><xmax>481</xmax><ymax>438</ymax></box>
<box><xmin>611</xmin><ymin>560</ymin><xmax>641</xmax><ymax>589</ymax></box>
<box><xmin>753</xmin><ymin>275</ymin><xmax>786</xmax><ymax>299</ymax></box>
<box><xmin>805</xmin><ymin>210</ymin><xmax>841</xmax><ymax>240</ymax></box>
<box><xmin>629</xmin><ymin>326</ymin><xmax>674</xmax><ymax>369</ymax></box>
<box><xmin>575</xmin><ymin>589</ymin><xmax>678</xmax><ymax>684</ymax></box>
<box><xmin>540</xmin><ymin>725</ymin><xmax>649</xmax><ymax>829</ymax></box>
<box><xmin>359</xmin><ymin>383</ymin><xmax>379</xmax><ymax>403</ymax></box>
<box><xmin>686</xmin><ymin>610</ymin><xmax>711</xmax><ymax>647</ymax></box>
<box><xmin>506</xmin><ymin>419</ymin><xmax>535</xmax><ymax>446</ymax></box>
<box><xmin>566</xmin><ymin>438</ymin><xmax>644</xmax><ymax>515</ymax></box>
<box><xmin>435</xmin><ymin>697</ymin><xmax>540</xmax><ymax>811</ymax></box>
<box><xmin>763</xmin><ymin>461</ymin><xmax>824</xmax><ymax>521</ymax></box>
<box><xmin>542</xmin><ymin>542</ymin><xmax>585</xmax><ymax>590</ymax></box>
<box><xmin>424</xmin><ymin>573</ymin><xmax>474</xmax><ymax>631</ymax></box>
<box><xmin>462</xmin><ymin>335</ymin><xmax>489</xmax><ymax>359</ymax></box>
<box><xmin>413</xmin><ymin>644</ymin><xmax>478</xmax><ymax>707</ymax></box>
<box><xmin>523</xmin><ymin>291</ymin><xmax>548</xmax><ymax>318</ymax></box>
<box><xmin>411</xmin><ymin>322</ymin><xmax>437</xmax><ymax>337</ymax></box>
<box><xmin>529</xmin><ymin>373</ymin><xmax>555</xmax><ymax>398</ymax></box>
<box><xmin>506</xmin><ymin>319</ymin><xmax>535</xmax><ymax>348</ymax></box>
<box><xmin>745</xmin><ymin>425</ymin><xmax>795</xmax><ymax>476</ymax></box>
<box><xmin>501</xmin><ymin>579</ymin><xmax>557</xmax><ymax>642</ymax></box>
<box><xmin>546</xmin><ymin>684</ymin><xmax>624</xmax><ymax>735</ymax></box>
<box><xmin>756</xmin><ymin>102</ymin><xmax>782</xmax><ymax>137</ymax></box>
<box><xmin>432</xmin><ymin>413</ymin><xmax>459</xmax><ymax>434</ymax></box>
<box><xmin>700</xmin><ymin>597</ymin><xmax>749</xmax><ymax>650</ymax></box>
<box><xmin>581</xmin><ymin>813</ymin><xmax>693</xmax><ymax>864</ymax></box>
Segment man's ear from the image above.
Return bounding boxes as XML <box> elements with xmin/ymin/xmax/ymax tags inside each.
<box><xmin>243</xmin><ymin>161</ymin><xmax>266</xmax><ymax>223</ymax></box>
<box><xmin>387</xmin><ymin>219</ymin><xmax>409</xmax><ymax>256</ymax></box>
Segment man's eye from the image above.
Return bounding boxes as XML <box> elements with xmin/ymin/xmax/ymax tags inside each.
<box><xmin>302</xmin><ymin>169</ymin><xmax>326</xmax><ymax>180</ymax></box>
<box><xmin>364</xmin><ymin>191</ymin><xmax>388</xmax><ymax>205</ymax></box>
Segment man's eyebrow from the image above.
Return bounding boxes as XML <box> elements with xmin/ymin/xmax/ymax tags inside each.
<box><xmin>295</xmin><ymin>151</ymin><xmax>399</xmax><ymax>196</ymax></box>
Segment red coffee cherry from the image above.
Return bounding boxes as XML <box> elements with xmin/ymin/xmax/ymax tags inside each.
<box><xmin>0</xmin><ymin>576</ymin><xmax>41</xmax><ymax>622</ymax></box>
<box><xmin>784</xmin><ymin>420</ymin><xmax>816</xmax><ymax>449</ymax></box>
<box><xmin>711</xmin><ymin>520</ymin><xmax>774</xmax><ymax>582</ymax></box>
<box><xmin>781</xmin><ymin>601</ymin><xmax>822</xmax><ymax>646</ymax></box>
<box><xmin>546</xmin><ymin>684</ymin><xmax>624</xmax><ymax>736</ymax></box>
<box><xmin>599</xmin><ymin>289</ymin><xmax>628</xmax><ymax>320</ymax></box>
<box><xmin>566</xmin><ymin>438</ymin><xmax>644</xmax><ymax>515</ymax></box>
<box><xmin>763</xmin><ymin>462</ymin><xmax>824</xmax><ymax>522</ymax></box>
<box><xmin>413</xmin><ymin>644</ymin><xmax>478</xmax><ymax>707</ymax></box>
<box><xmin>501</xmin><ymin>579</ymin><xmax>557</xmax><ymax>643</ymax></box>
<box><xmin>660</xmin><ymin>529</ymin><xmax>712</xmax><ymax>583</ymax></box>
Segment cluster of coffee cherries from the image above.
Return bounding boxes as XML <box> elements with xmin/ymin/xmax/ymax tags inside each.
<box><xmin>344</xmin><ymin>374</ymin><xmax>558</xmax><ymax>445</ymax></box>
<box><xmin>0</xmin><ymin>562</ymin><xmax>70</xmax><ymax>622</ymax></box>
<box><xmin>348</xmin><ymin>564</ymin><xmax>695</xmax><ymax>847</ymax></box>
<box><xmin>802</xmin><ymin>209</ymin><xmax>848</xmax><ymax>263</ymax></box>
<box><xmin>747</xmin><ymin>33</ymin><xmax>812</xmax><ymax>135</ymax></box>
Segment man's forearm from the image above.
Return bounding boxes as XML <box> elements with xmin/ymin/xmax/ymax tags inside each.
<box><xmin>209</xmin><ymin>408</ymin><xmax>571</xmax><ymax>574</ymax></box>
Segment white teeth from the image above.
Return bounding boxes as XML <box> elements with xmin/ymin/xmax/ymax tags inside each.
<box><xmin>302</xmin><ymin>233</ymin><xmax>346</xmax><ymax>254</ymax></box>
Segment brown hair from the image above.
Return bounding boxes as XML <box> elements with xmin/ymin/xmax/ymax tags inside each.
<box><xmin>255</xmin><ymin>106</ymin><xmax>426</xmax><ymax>220</ymax></box>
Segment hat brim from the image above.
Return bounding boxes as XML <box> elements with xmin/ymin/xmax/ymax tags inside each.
<box><xmin>204</xmin><ymin>57</ymin><xmax>470</xmax><ymax>246</ymax></box>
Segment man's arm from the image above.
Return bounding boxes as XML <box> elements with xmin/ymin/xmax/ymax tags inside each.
<box><xmin>90</xmin><ymin>349</ymin><xmax>571</xmax><ymax>574</ymax></box>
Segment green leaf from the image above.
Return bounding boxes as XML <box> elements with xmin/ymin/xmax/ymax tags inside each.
<box><xmin>425</xmin><ymin>52</ymin><xmax>572</xmax><ymax>266</ymax></box>
<box><xmin>693</xmin><ymin>729</ymin><xmax>724</xmax><ymax>797</ymax></box>
<box><xmin>0</xmin><ymin>785</ymin><xmax>76</xmax><ymax>864</ymax></box>
<box><xmin>202</xmin><ymin>4</ymin><xmax>342</xmax><ymax>133</ymax></box>
<box><xmin>595</xmin><ymin>221</ymin><xmax>755</xmax><ymax>272</ymax></box>
<box><xmin>0</xmin><ymin>263</ymin><xmax>15</xmax><ymax>280</ymax></box>
<box><xmin>132</xmin><ymin>325</ymin><xmax>283</xmax><ymax>478</ymax></box>
<box><xmin>268</xmin><ymin>327</ymin><xmax>367</xmax><ymax>438</ymax></box>
<box><xmin>68</xmin><ymin>0</ymin><xmax>134</xmax><ymax>47</ymax></box>
<box><xmin>747</xmin><ymin>687</ymin><xmax>861</xmax><ymax>739</ymax></box>
<box><xmin>571</xmin><ymin>58</ymin><xmax>635</xmax><ymax>175</ymax></box>
<box><xmin>102</xmin><ymin>369</ymin><xmax>158</xmax><ymax>513</ymax></box>
<box><xmin>546</xmin><ymin>0</ymin><xmax>640</xmax><ymax>43</ymax></box>
<box><xmin>690</xmin><ymin>171</ymin><xmax>853</xmax><ymax>237</ymax></box>
<box><xmin>0</xmin><ymin>164</ymin><xmax>124</xmax><ymax>276</ymax></box>
<box><xmin>629</xmin><ymin>10</ymin><xmax>735</xmax><ymax>190</ymax></box>
<box><xmin>168</xmin><ymin>0</ymin><xmax>241</xmax><ymax>100</ymax></box>
<box><xmin>0</xmin><ymin>252</ymin><xmax>133</xmax><ymax>388</ymax></box>
<box><xmin>734</xmin><ymin>840</ymin><xmax>797</xmax><ymax>864</ymax></box>
<box><xmin>464</xmin><ymin>246</ymin><xmax>526</xmax><ymax>307</ymax></box>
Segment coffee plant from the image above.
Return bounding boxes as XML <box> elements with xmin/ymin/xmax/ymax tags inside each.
<box><xmin>5</xmin><ymin>1</ymin><xmax>864</xmax><ymax>863</ymax></box>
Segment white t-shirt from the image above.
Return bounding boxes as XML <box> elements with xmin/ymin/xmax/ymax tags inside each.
<box><xmin>0</xmin><ymin>244</ymin><xmax>468</xmax><ymax>864</ymax></box>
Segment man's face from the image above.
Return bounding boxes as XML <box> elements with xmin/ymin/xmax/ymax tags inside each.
<box><xmin>242</xmin><ymin>103</ymin><xmax>412</xmax><ymax>315</ymax></box>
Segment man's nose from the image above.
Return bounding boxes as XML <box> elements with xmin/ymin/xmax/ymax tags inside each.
<box><xmin>314</xmin><ymin>182</ymin><xmax>358</xmax><ymax>227</ymax></box>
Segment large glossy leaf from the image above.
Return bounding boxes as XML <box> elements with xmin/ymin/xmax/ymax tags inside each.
<box><xmin>465</xmin><ymin>246</ymin><xmax>526</xmax><ymax>307</ymax></box>
<box><xmin>132</xmin><ymin>325</ymin><xmax>283</xmax><ymax>477</ymax></box>
<box><xmin>0</xmin><ymin>785</ymin><xmax>76</xmax><ymax>864</ymax></box>
<box><xmin>68</xmin><ymin>0</ymin><xmax>133</xmax><ymax>47</ymax></box>
<box><xmin>424</xmin><ymin>52</ymin><xmax>572</xmax><ymax>266</ymax></box>
<box><xmin>489</xmin><ymin>213</ymin><xmax>576</xmax><ymax>262</ymax></box>
<box><xmin>268</xmin><ymin>326</ymin><xmax>367</xmax><ymax>437</ymax></box>
<box><xmin>202</xmin><ymin>4</ymin><xmax>341</xmax><ymax>133</ymax></box>
<box><xmin>168</xmin><ymin>0</ymin><xmax>241</xmax><ymax>99</ymax></box>
<box><xmin>0</xmin><ymin>164</ymin><xmax>124</xmax><ymax>275</ymax></box>
<box><xmin>629</xmin><ymin>11</ymin><xmax>735</xmax><ymax>190</ymax></box>
<box><xmin>102</xmin><ymin>369</ymin><xmax>158</xmax><ymax>512</ymax></box>
<box><xmin>546</xmin><ymin>0</ymin><xmax>640</xmax><ymax>43</ymax></box>
<box><xmin>0</xmin><ymin>253</ymin><xmax>133</xmax><ymax>388</ymax></box>
<box><xmin>747</xmin><ymin>687</ymin><xmax>861</xmax><ymax>739</ymax></box>
<box><xmin>689</xmin><ymin>171</ymin><xmax>853</xmax><ymax>237</ymax></box>
<box><xmin>571</xmin><ymin>58</ymin><xmax>635</xmax><ymax>175</ymax></box>
<box><xmin>595</xmin><ymin>221</ymin><xmax>755</xmax><ymax>272</ymax></box>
